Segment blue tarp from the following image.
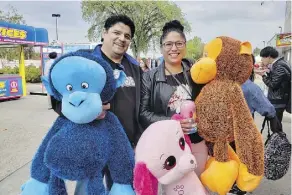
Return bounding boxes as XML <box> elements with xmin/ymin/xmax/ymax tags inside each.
<box><xmin>0</xmin><ymin>21</ymin><xmax>48</xmax><ymax>46</ymax></box>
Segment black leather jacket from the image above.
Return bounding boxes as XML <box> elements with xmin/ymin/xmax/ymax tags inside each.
<box><xmin>139</xmin><ymin>59</ymin><xmax>205</xmax><ymax>143</ymax></box>
<box><xmin>263</xmin><ymin>57</ymin><xmax>291</xmax><ymax>106</ymax></box>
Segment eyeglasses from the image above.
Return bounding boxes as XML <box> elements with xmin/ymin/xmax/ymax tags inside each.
<box><xmin>162</xmin><ymin>41</ymin><xmax>186</xmax><ymax>50</ymax></box>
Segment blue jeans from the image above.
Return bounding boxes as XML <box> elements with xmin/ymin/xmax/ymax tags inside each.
<box><xmin>74</xmin><ymin>166</ymin><xmax>113</xmax><ymax>195</ymax></box>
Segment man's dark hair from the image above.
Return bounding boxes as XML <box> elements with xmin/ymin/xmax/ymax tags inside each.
<box><xmin>260</xmin><ymin>46</ymin><xmax>279</xmax><ymax>58</ymax></box>
<box><xmin>49</xmin><ymin>52</ymin><xmax>57</xmax><ymax>59</ymax></box>
<box><xmin>101</xmin><ymin>14</ymin><xmax>135</xmax><ymax>42</ymax></box>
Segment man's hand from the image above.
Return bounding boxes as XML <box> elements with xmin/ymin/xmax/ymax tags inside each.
<box><xmin>254</xmin><ymin>68</ymin><xmax>269</xmax><ymax>76</ymax></box>
<box><xmin>96</xmin><ymin>103</ymin><xmax>110</xmax><ymax>120</ymax></box>
<box><xmin>180</xmin><ymin>118</ymin><xmax>197</xmax><ymax>134</ymax></box>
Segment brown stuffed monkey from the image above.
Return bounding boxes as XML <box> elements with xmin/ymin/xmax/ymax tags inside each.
<box><xmin>191</xmin><ymin>36</ymin><xmax>264</xmax><ymax>195</ymax></box>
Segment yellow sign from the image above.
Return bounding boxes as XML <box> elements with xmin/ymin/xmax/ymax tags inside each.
<box><xmin>0</xmin><ymin>27</ymin><xmax>27</xmax><ymax>39</ymax></box>
<box><xmin>276</xmin><ymin>33</ymin><xmax>292</xmax><ymax>47</ymax></box>
<box><xmin>0</xmin><ymin>81</ymin><xmax>5</xmax><ymax>88</ymax></box>
<box><xmin>0</xmin><ymin>81</ymin><xmax>6</xmax><ymax>96</ymax></box>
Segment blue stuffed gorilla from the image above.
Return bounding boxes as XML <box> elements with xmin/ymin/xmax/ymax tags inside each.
<box><xmin>20</xmin><ymin>51</ymin><xmax>135</xmax><ymax>195</ymax></box>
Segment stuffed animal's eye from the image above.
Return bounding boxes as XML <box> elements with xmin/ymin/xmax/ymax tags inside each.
<box><xmin>81</xmin><ymin>82</ymin><xmax>89</xmax><ymax>89</ymax></box>
<box><xmin>179</xmin><ymin>137</ymin><xmax>185</xmax><ymax>150</ymax></box>
<box><xmin>163</xmin><ymin>156</ymin><xmax>176</xmax><ymax>170</ymax></box>
<box><xmin>66</xmin><ymin>84</ymin><xmax>73</xmax><ymax>91</ymax></box>
<box><xmin>189</xmin><ymin>111</ymin><xmax>193</xmax><ymax>118</ymax></box>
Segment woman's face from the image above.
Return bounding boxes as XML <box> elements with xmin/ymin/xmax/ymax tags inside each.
<box><xmin>140</xmin><ymin>60</ymin><xmax>146</xmax><ymax>70</ymax></box>
<box><xmin>161</xmin><ymin>31</ymin><xmax>186</xmax><ymax>66</ymax></box>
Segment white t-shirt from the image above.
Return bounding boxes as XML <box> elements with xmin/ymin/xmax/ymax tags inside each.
<box><xmin>44</xmin><ymin>59</ymin><xmax>55</xmax><ymax>76</ymax></box>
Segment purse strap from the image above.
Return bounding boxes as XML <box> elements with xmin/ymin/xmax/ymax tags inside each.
<box><xmin>261</xmin><ymin>117</ymin><xmax>272</xmax><ymax>145</ymax></box>
<box><xmin>165</xmin><ymin>66</ymin><xmax>192</xmax><ymax>98</ymax></box>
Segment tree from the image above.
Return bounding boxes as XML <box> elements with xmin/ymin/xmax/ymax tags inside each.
<box><xmin>81</xmin><ymin>1</ymin><xmax>191</xmax><ymax>58</ymax></box>
<box><xmin>24</xmin><ymin>46</ymin><xmax>35</xmax><ymax>59</ymax></box>
<box><xmin>185</xmin><ymin>36</ymin><xmax>204</xmax><ymax>61</ymax></box>
<box><xmin>0</xmin><ymin>5</ymin><xmax>39</xmax><ymax>61</ymax></box>
<box><xmin>253</xmin><ymin>47</ymin><xmax>261</xmax><ymax>56</ymax></box>
<box><xmin>0</xmin><ymin>5</ymin><xmax>25</xmax><ymax>24</ymax></box>
<box><xmin>0</xmin><ymin>5</ymin><xmax>26</xmax><ymax>62</ymax></box>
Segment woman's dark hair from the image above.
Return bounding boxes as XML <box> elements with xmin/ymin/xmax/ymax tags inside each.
<box><xmin>160</xmin><ymin>20</ymin><xmax>186</xmax><ymax>45</ymax></box>
<box><xmin>49</xmin><ymin>52</ymin><xmax>57</xmax><ymax>59</ymax></box>
<box><xmin>250</xmin><ymin>54</ymin><xmax>255</xmax><ymax>82</ymax></box>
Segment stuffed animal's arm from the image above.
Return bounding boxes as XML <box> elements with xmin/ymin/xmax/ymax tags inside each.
<box><xmin>231</xmin><ymin>84</ymin><xmax>264</xmax><ymax>176</ymax></box>
<box><xmin>105</xmin><ymin>112</ymin><xmax>135</xmax><ymax>195</ymax></box>
<box><xmin>21</xmin><ymin>117</ymin><xmax>66</xmax><ymax>195</ymax></box>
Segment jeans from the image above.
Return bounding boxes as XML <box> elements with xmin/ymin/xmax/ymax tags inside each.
<box><xmin>102</xmin><ymin>165</ymin><xmax>113</xmax><ymax>190</ymax></box>
<box><xmin>74</xmin><ymin>166</ymin><xmax>113</xmax><ymax>195</ymax></box>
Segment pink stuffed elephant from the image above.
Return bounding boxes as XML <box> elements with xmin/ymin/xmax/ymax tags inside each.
<box><xmin>134</xmin><ymin>120</ymin><xmax>208</xmax><ymax>195</ymax></box>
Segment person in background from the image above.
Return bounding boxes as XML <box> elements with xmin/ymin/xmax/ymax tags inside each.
<box><xmin>44</xmin><ymin>52</ymin><xmax>58</xmax><ymax>76</ymax></box>
<box><xmin>242</xmin><ymin>54</ymin><xmax>276</xmax><ymax>119</ymax></box>
<box><xmin>139</xmin><ymin>58</ymin><xmax>149</xmax><ymax>72</ymax></box>
<box><xmin>229</xmin><ymin>54</ymin><xmax>281</xmax><ymax>195</ymax></box>
<box><xmin>44</xmin><ymin>52</ymin><xmax>58</xmax><ymax>109</ymax></box>
<box><xmin>256</xmin><ymin>46</ymin><xmax>291</xmax><ymax>123</ymax></box>
<box><xmin>139</xmin><ymin>20</ymin><xmax>208</xmax><ymax>177</ymax></box>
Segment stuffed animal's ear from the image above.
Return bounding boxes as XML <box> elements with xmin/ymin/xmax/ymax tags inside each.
<box><xmin>113</xmin><ymin>69</ymin><xmax>126</xmax><ymax>88</ymax></box>
<box><xmin>240</xmin><ymin>41</ymin><xmax>252</xmax><ymax>55</ymax></box>
<box><xmin>184</xmin><ymin>134</ymin><xmax>192</xmax><ymax>151</ymax></box>
<box><xmin>41</xmin><ymin>76</ymin><xmax>54</xmax><ymax>96</ymax></box>
<box><xmin>134</xmin><ymin>162</ymin><xmax>158</xmax><ymax>195</ymax></box>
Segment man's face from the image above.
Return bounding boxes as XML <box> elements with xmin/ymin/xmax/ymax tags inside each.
<box><xmin>102</xmin><ymin>22</ymin><xmax>132</xmax><ymax>56</ymax></box>
<box><xmin>261</xmin><ymin>57</ymin><xmax>271</xmax><ymax>67</ymax></box>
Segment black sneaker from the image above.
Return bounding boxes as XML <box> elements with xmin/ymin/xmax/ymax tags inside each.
<box><xmin>228</xmin><ymin>185</ymin><xmax>247</xmax><ymax>195</ymax></box>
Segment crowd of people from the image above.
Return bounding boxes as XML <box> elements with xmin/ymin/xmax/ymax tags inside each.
<box><xmin>45</xmin><ymin>14</ymin><xmax>290</xmax><ymax>195</ymax></box>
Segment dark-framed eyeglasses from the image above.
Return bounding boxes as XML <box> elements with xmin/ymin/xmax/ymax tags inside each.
<box><xmin>162</xmin><ymin>41</ymin><xmax>186</xmax><ymax>50</ymax></box>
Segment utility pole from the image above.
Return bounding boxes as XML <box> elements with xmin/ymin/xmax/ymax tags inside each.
<box><xmin>52</xmin><ymin>14</ymin><xmax>61</xmax><ymax>40</ymax></box>
<box><xmin>279</xmin><ymin>26</ymin><xmax>283</xmax><ymax>33</ymax></box>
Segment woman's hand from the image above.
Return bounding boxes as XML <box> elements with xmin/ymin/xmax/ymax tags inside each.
<box><xmin>97</xmin><ymin>103</ymin><xmax>110</xmax><ymax>119</ymax></box>
<box><xmin>180</xmin><ymin>118</ymin><xmax>197</xmax><ymax>134</ymax></box>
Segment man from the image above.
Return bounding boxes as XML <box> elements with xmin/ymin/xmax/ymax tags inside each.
<box><xmin>44</xmin><ymin>52</ymin><xmax>58</xmax><ymax>109</ymax></box>
<box><xmin>52</xmin><ymin>15</ymin><xmax>143</xmax><ymax>193</ymax></box>
<box><xmin>256</xmin><ymin>46</ymin><xmax>291</xmax><ymax>123</ymax></box>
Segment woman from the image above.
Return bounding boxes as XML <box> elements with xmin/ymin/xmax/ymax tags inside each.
<box><xmin>139</xmin><ymin>58</ymin><xmax>150</xmax><ymax>72</ymax></box>
<box><xmin>139</xmin><ymin>20</ymin><xmax>208</xmax><ymax>176</ymax></box>
<box><xmin>228</xmin><ymin>55</ymin><xmax>279</xmax><ymax>195</ymax></box>
<box><xmin>242</xmin><ymin>54</ymin><xmax>276</xmax><ymax>119</ymax></box>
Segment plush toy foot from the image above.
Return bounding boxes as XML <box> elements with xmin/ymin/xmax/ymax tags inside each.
<box><xmin>21</xmin><ymin>178</ymin><xmax>49</xmax><ymax>195</ymax></box>
<box><xmin>201</xmin><ymin>157</ymin><xmax>239</xmax><ymax>195</ymax></box>
<box><xmin>108</xmin><ymin>183</ymin><xmax>135</xmax><ymax>195</ymax></box>
<box><xmin>227</xmin><ymin>145</ymin><xmax>240</xmax><ymax>164</ymax></box>
<box><xmin>236</xmin><ymin>163</ymin><xmax>263</xmax><ymax>192</ymax></box>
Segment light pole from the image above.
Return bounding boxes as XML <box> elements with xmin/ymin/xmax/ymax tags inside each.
<box><xmin>279</xmin><ymin>26</ymin><xmax>283</xmax><ymax>34</ymax></box>
<box><xmin>263</xmin><ymin>41</ymin><xmax>266</xmax><ymax>47</ymax></box>
<box><xmin>52</xmin><ymin>14</ymin><xmax>61</xmax><ymax>40</ymax></box>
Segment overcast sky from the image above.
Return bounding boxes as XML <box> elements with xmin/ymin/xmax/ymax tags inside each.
<box><xmin>0</xmin><ymin>1</ymin><xmax>287</xmax><ymax>57</ymax></box>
